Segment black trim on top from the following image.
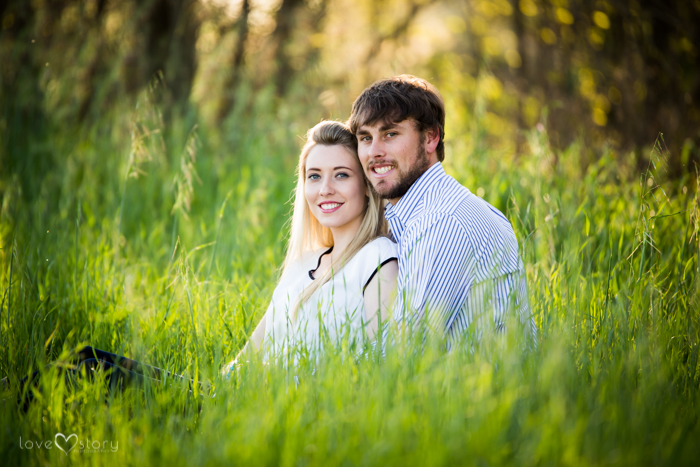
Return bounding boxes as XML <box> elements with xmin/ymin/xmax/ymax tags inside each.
<box><xmin>309</xmin><ymin>247</ymin><xmax>333</xmax><ymax>280</ymax></box>
<box><xmin>362</xmin><ymin>257</ymin><xmax>398</xmax><ymax>294</ymax></box>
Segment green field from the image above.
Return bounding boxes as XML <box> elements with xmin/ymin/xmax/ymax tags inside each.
<box><xmin>1</xmin><ymin>83</ymin><xmax>699</xmax><ymax>466</ymax></box>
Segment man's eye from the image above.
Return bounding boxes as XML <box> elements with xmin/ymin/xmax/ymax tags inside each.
<box><xmin>386</xmin><ymin>132</ymin><xmax>397</xmax><ymax>138</ymax></box>
<box><xmin>359</xmin><ymin>136</ymin><xmax>371</xmax><ymax>142</ymax></box>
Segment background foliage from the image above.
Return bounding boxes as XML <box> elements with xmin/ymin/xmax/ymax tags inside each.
<box><xmin>1</xmin><ymin>0</ymin><xmax>700</xmax><ymax>465</ymax></box>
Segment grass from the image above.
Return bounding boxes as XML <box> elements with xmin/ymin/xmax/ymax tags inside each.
<box><xmin>1</xmin><ymin>88</ymin><xmax>699</xmax><ymax>466</ymax></box>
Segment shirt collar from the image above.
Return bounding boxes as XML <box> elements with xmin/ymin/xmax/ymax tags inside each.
<box><xmin>384</xmin><ymin>162</ymin><xmax>447</xmax><ymax>241</ymax></box>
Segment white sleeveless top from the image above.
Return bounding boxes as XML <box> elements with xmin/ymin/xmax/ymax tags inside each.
<box><xmin>263</xmin><ymin>236</ymin><xmax>397</xmax><ymax>361</ymax></box>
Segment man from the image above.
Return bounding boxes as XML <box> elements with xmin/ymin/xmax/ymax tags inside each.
<box><xmin>348</xmin><ymin>75</ymin><xmax>534</xmax><ymax>345</ymax></box>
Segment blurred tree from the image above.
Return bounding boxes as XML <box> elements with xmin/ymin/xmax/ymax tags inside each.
<box><xmin>1</xmin><ymin>0</ymin><xmax>698</xmax><ymax>179</ymax></box>
<box><xmin>272</xmin><ymin>0</ymin><xmax>305</xmax><ymax>96</ymax></box>
<box><xmin>128</xmin><ymin>0</ymin><xmax>200</xmax><ymax>109</ymax></box>
<box><xmin>216</xmin><ymin>0</ymin><xmax>250</xmax><ymax>123</ymax></box>
<box><xmin>433</xmin><ymin>0</ymin><xmax>699</xmax><ymax>171</ymax></box>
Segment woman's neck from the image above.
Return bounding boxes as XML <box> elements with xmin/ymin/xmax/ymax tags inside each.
<box><xmin>329</xmin><ymin>215</ymin><xmax>363</xmax><ymax>258</ymax></box>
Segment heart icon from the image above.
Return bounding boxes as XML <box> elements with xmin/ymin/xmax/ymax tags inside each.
<box><xmin>54</xmin><ymin>433</ymin><xmax>78</xmax><ymax>455</ymax></box>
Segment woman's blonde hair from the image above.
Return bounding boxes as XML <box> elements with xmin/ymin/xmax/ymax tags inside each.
<box><xmin>282</xmin><ymin>120</ymin><xmax>387</xmax><ymax>321</ymax></box>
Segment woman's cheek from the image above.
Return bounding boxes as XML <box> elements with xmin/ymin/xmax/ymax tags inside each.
<box><xmin>304</xmin><ymin>184</ymin><xmax>315</xmax><ymax>206</ymax></box>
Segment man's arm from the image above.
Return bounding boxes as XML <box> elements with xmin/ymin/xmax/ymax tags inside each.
<box><xmin>394</xmin><ymin>215</ymin><xmax>474</xmax><ymax>333</ymax></box>
<box><xmin>512</xmin><ymin>269</ymin><xmax>536</xmax><ymax>345</ymax></box>
<box><xmin>448</xmin><ymin>268</ymin><xmax>535</xmax><ymax>345</ymax></box>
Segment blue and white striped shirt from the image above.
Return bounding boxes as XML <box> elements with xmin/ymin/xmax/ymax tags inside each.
<box><xmin>385</xmin><ymin>162</ymin><xmax>534</xmax><ymax>345</ymax></box>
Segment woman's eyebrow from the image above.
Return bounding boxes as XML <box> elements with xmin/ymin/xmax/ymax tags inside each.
<box><xmin>306</xmin><ymin>166</ymin><xmax>353</xmax><ymax>172</ymax></box>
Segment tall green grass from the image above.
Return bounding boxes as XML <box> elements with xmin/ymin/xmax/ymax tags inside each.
<box><xmin>1</xmin><ymin>89</ymin><xmax>699</xmax><ymax>465</ymax></box>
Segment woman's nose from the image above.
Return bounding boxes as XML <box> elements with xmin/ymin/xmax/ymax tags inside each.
<box><xmin>319</xmin><ymin>178</ymin><xmax>335</xmax><ymax>196</ymax></box>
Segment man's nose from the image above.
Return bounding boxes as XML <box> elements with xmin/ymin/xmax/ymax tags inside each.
<box><xmin>369</xmin><ymin>137</ymin><xmax>386</xmax><ymax>157</ymax></box>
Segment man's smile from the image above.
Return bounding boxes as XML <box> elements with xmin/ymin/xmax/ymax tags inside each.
<box><xmin>370</xmin><ymin>163</ymin><xmax>395</xmax><ymax>178</ymax></box>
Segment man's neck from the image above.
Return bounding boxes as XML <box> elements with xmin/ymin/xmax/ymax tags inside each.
<box><xmin>386</xmin><ymin>160</ymin><xmax>440</xmax><ymax>207</ymax></box>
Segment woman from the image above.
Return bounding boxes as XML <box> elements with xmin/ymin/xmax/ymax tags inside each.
<box><xmin>10</xmin><ymin>121</ymin><xmax>393</xmax><ymax>405</ymax></box>
<box><xmin>224</xmin><ymin>121</ymin><xmax>398</xmax><ymax>370</ymax></box>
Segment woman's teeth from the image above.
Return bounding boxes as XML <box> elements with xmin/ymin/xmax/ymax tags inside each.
<box><xmin>374</xmin><ymin>166</ymin><xmax>392</xmax><ymax>174</ymax></box>
<box><xmin>321</xmin><ymin>203</ymin><xmax>341</xmax><ymax>210</ymax></box>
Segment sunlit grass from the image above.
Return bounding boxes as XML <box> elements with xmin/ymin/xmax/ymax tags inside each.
<box><xmin>1</xmin><ymin>92</ymin><xmax>699</xmax><ymax>466</ymax></box>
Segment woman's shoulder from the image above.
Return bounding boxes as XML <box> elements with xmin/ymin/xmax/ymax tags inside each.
<box><xmin>367</xmin><ymin>235</ymin><xmax>398</xmax><ymax>251</ymax></box>
<box><xmin>301</xmin><ymin>247</ymin><xmax>327</xmax><ymax>265</ymax></box>
<box><xmin>346</xmin><ymin>237</ymin><xmax>397</xmax><ymax>288</ymax></box>
<box><xmin>357</xmin><ymin>236</ymin><xmax>398</xmax><ymax>262</ymax></box>
<box><xmin>282</xmin><ymin>248</ymin><xmax>327</xmax><ymax>276</ymax></box>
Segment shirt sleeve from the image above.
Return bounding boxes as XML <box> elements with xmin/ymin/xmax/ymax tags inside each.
<box><xmin>393</xmin><ymin>215</ymin><xmax>475</xmax><ymax>332</ymax></box>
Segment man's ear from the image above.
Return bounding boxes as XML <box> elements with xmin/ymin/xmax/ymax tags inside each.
<box><xmin>424</xmin><ymin>127</ymin><xmax>440</xmax><ymax>154</ymax></box>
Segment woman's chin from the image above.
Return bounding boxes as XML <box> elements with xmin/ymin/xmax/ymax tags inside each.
<box><xmin>315</xmin><ymin>212</ymin><xmax>365</xmax><ymax>232</ymax></box>
<box><xmin>317</xmin><ymin>220</ymin><xmax>342</xmax><ymax>229</ymax></box>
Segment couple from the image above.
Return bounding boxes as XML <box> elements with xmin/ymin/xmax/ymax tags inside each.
<box><xmin>13</xmin><ymin>75</ymin><xmax>531</xmax><ymax>402</ymax></box>
<box><xmin>225</xmin><ymin>75</ymin><xmax>533</xmax><ymax>370</ymax></box>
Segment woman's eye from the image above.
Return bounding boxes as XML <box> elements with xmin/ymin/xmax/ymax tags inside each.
<box><xmin>307</xmin><ymin>174</ymin><xmax>320</xmax><ymax>180</ymax></box>
<box><xmin>336</xmin><ymin>172</ymin><xmax>349</xmax><ymax>179</ymax></box>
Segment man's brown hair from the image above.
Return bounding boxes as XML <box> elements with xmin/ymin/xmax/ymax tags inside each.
<box><xmin>348</xmin><ymin>75</ymin><xmax>446</xmax><ymax>161</ymax></box>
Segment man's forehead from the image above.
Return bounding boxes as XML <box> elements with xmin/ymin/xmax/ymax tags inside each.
<box><xmin>357</xmin><ymin>118</ymin><xmax>413</xmax><ymax>133</ymax></box>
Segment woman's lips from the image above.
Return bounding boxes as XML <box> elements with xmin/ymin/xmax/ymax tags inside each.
<box><xmin>319</xmin><ymin>202</ymin><xmax>343</xmax><ymax>213</ymax></box>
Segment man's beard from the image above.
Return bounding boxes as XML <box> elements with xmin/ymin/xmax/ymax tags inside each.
<box><xmin>370</xmin><ymin>145</ymin><xmax>431</xmax><ymax>201</ymax></box>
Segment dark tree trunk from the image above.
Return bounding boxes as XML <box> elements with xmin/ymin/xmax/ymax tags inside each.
<box><xmin>124</xmin><ymin>0</ymin><xmax>200</xmax><ymax>107</ymax></box>
<box><xmin>512</xmin><ymin>0</ymin><xmax>526</xmax><ymax>155</ymax></box>
<box><xmin>216</xmin><ymin>0</ymin><xmax>250</xmax><ymax>123</ymax></box>
<box><xmin>272</xmin><ymin>0</ymin><xmax>305</xmax><ymax>97</ymax></box>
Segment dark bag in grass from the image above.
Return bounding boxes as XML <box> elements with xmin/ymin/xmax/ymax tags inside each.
<box><xmin>6</xmin><ymin>346</ymin><xmax>209</xmax><ymax>411</ymax></box>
